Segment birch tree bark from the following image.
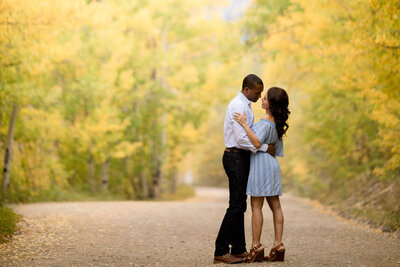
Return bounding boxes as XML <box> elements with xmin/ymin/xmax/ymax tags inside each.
<box><xmin>2</xmin><ymin>103</ymin><xmax>18</xmax><ymax>197</ymax></box>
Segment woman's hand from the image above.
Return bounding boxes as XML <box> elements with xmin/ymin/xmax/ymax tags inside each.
<box><xmin>234</xmin><ymin>112</ymin><xmax>247</xmax><ymax>127</ymax></box>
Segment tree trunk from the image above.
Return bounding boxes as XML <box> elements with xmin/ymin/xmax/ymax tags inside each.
<box><xmin>2</xmin><ymin>103</ymin><xmax>18</xmax><ymax>197</ymax></box>
<box><xmin>152</xmin><ymin>167</ymin><xmax>161</xmax><ymax>199</ymax></box>
<box><xmin>0</xmin><ymin>102</ymin><xmax>3</xmax><ymax>145</ymax></box>
<box><xmin>170</xmin><ymin>168</ymin><xmax>177</xmax><ymax>194</ymax></box>
<box><xmin>129</xmin><ymin>175</ymin><xmax>139</xmax><ymax>198</ymax></box>
<box><xmin>87</xmin><ymin>151</ymin><xmax>95</xmax><ymax>192</ymax></box>
<box><xmin>141</xmin><ymin>172</ymin><xmax>149</xmax><ymax>198</ymax></box>
<box><xmin>125</xmin><ymin>157</ymin><xmax>141</xmax><ymax>198</ymax></box>
<box><xmin>136</xmin><ymin>130</ymin><xmax>149</xmax><ymax>199</ymax></box>
<box><xmin>150</xmin><ymin>128</ymin><xmax>163</xmax><ymax>199</ymax></box>
<box><xmin>152</xmin><ymin>32</ymin><xmax>168</xmax><ymax>199</ymax></box>
<box><xmin>100</xmin><ymin>158</ymin><xmax>110</xmax><ymax>192</ymax></box>
<box><xmin>160</xmin><ymin>112</ymin><xmax>167</xmax><ymax>195</ymax></box>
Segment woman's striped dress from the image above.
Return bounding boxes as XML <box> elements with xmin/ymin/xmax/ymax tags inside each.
<box><xmin>246</xmin><ymin>119</ymin><xmax>284</xmax><ymax>197</ymax></box>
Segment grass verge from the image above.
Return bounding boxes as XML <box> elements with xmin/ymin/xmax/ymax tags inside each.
<box><xmin>287</xmin><ymin>176</ymin><xmax>400</xmax><ymax>234</ymax></box>
<box><xmin>0</xmin><ymin>206</ymin><xmax>21</xmax><ymax>243</ymax></box>
<box><xmin>161</xmin><ymin>184</ymin><xmax>195</xmax><ymax>200</ymax></box>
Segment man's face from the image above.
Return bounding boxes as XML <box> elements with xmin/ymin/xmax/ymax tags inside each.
<box><xmin>244</xmin><ymin>83</ymin><xmax>263</xmax><ymax>102</ymax></box>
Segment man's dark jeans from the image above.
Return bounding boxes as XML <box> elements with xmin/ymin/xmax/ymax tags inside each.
<box><xmin>214</xmin><ymin>149</ymin><xmax>250</xmax><ymax>256</ymax></box>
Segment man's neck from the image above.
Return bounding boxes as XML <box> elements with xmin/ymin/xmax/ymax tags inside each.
<box><xmin>239</xmin><ymin>91</ymin><xmax>251</xmax><ymax>105</ymax></box>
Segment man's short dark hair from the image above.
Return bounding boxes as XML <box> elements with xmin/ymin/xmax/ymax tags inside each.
<box><xmin>242</xmin><ymin>74</ymin><xmax>263</xmax><ymax>90</ymax></box>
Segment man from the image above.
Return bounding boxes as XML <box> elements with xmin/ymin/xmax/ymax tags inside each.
<box><xmin>213</xmin><ymin>74</ymin><xmax>275</xmax><ymax>264</ymax></box>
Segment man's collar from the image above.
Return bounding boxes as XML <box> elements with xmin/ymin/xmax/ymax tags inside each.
<box><xmin>238</xmin><ymin>91</ymin><xmax>251</xmax><ymax>106</ymax></box>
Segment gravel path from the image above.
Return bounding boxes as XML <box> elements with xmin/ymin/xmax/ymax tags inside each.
<box><xmin>1</xmin><ymin>187</ymin><xmax>399</xmax><ymax>266</ymax></box>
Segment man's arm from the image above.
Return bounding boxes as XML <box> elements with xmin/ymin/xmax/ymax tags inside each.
<box><xmin>240</xmin><ymin>123</ymin><xmax>262</xmax><ymax>148</ymax></box>
<box><xmin>229</xmin><ymin>108</ymin><xmax>268</xmax><ymax>153</ymax></box>
<box><xmin>234</xmin><ymin>111</ymin><xmax>276</xmax><ymax>156</ymax></box>
<box><xmin>234</xmin><ymin>122</ymin><xmax>269</xmax><ymax>153</ymax></box>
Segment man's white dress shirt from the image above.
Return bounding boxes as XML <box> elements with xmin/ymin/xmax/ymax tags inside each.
<box><xmin>224</xmin><ymin>92</ymin><xmax>268</xmax><ymax>153</ymax></box>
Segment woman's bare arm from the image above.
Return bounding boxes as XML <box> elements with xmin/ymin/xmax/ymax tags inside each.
<box><xmin>234</xmin><ymin>112</ymin><xmax>262</xmax><ymax>148</ymax></box>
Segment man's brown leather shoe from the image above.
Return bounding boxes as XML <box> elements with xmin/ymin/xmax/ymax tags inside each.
<box><xmin>213</xmin><ymin>253</ymin><xmax>244</xmax><ymax>264</ymax></box>
<box><xmin>232</xmin><ymin>251</ymin><xmax>249</xmax><ymax>258</ymax></box>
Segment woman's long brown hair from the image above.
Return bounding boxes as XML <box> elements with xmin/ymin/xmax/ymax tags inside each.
<box><xmin>267</xmin><ymin>87</ymin><xmax>290</xmax><ymax>140</ymax></box>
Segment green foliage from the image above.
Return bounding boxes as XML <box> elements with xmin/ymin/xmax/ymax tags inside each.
<box><xmin>0</xmin><ymin>206</ymin><xmax>20</xmax><ymax>243</ymax></box>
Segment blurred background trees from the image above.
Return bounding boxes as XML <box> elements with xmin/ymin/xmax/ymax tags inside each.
<box><xmin>240</xmin><ymin>0</ymin><xmax>400</xmax><ymax>230</ymax></box>
<box><xmin>1</xmin><ymin>0</ymin><xmax>399</xmax><ymax>229</ymax></box>
<box><xmin>0</xmin><ymin>0</ymin><xmax>242</xmax><ymax>201</ymax></box>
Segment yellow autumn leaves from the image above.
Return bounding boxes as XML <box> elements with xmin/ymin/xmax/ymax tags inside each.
<box><xmin>1</xmin><ymin>0</ymin><xmax>244</xmax><ymax>201</ymax></box>
<box><xmin>244</xmin><ymin>0</ymin><xmax>399</xmax><ymax>229</ymax></box>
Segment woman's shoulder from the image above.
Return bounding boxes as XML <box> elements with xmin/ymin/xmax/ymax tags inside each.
<box><xmin>253</xmin><ymin>119</ymin><xmax>275</xmax><ymax>135</ymax></box>
<box><xmin>258</xmin><ymin>118</ymin><xmax>275</xmax><ymax>127</ymax></box>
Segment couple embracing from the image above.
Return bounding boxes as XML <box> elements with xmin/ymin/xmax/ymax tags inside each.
<box><xmin>213</xmin><ymin>74</ymin><xmax>290</xmax><ymax>264</ymax></box>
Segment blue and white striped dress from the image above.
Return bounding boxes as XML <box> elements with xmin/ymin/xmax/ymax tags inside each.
<box><xmin>246</xmin><ymin>119</ymin><xmax>284</xmax><ymax>197</ymax></box>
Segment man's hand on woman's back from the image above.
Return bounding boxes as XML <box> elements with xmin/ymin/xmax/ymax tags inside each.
<box><xmin>267</xmin><ymin>144</ymin><xmax>276</xmax><ymax>157</ymax></box>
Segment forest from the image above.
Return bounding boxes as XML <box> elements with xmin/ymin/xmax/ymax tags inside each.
<box><xmin>1</xmin><ymin>0</ymin><xmax>399</xmax><ymax>231</ymax></box>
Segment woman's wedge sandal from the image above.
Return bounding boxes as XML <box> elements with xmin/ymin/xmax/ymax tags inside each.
<box><xmin>265</xmin><ymin>243</ymin><xmax>285</xmax><ymax>262</ymax></box>
<box><xmin>244</xmin><ymin>243</ymin><xmax>264</xmax><ymax>263</ymax></box>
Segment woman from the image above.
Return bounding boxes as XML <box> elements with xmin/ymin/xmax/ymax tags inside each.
<box><xmin>234</xmin><ymin>87</ymin><xmax>290</xmax><ymax>263</ymax></box>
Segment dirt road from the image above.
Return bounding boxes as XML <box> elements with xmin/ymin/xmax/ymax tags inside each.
<box><xmin>1</xmin><ymin>187</ymin><xmax>399</xmax><ymax>266</ymax></box>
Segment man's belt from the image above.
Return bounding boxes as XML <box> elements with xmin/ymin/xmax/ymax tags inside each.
<box><xmin>225</xmin><ymin>147</ymin><xmax>248</xmax><ymax>153</ymax></box>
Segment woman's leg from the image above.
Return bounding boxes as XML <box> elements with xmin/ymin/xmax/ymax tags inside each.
<box><xmin>266</xmin><ymin>196</ymin><xmax>284</xmax><ymax>246</ymax></box>
<box><xmin>250</xmin><ymin>196</ymin><xmax>264</xmax><ymax>247</ymax></box>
